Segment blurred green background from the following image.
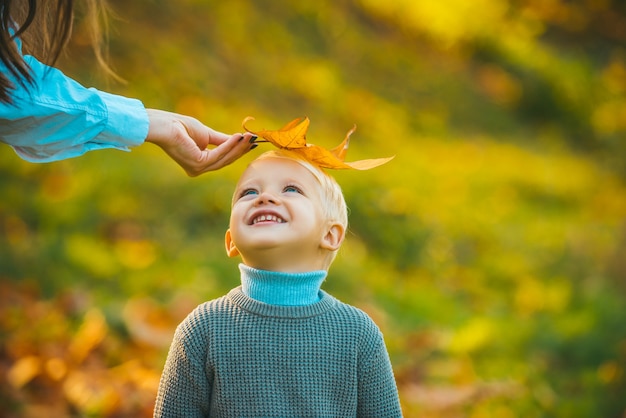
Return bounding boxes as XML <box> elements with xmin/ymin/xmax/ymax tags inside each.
<box><xmin>2</xmin><ymin>0</ymin><xmax>626</xmax><ymax>416</ymax></box>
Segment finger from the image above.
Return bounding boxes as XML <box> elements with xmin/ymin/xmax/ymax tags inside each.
<box><xmin>205</xmin><ymin>134</ymin><xmax>253</xmax><ymax>164</ymax></box>
<box><xmin>176</xmin><ymin>117</ymin><xmax>212</xmax><ymax>149</ymax></box>
<box><xmin>180</xmin><ymin>117</ymin><xmax>233</xmax><ymax>149</ymax></box>
<box><xmin>205</xmin><ymin>129</ymin><xmax>231</xmax><ymax>147</ymax></box>
<box><xmin>193</xmin><ymin>134</ymin><xmax>257</xmax><ymax>174</ymax></box>
<box><xmin>209</xmin><ymin>131</ymin><xmax>256</xmax><ymax>148</ymax></box>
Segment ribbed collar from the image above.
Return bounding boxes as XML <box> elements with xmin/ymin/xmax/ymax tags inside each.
<box><xmin>227</xmin><ymin>287</ymin><xmax>337</xmax><ymax>319</ymax></box>
<box><xmin>239</xmin><ymin>264</ymin><xmax>327</xmax><ymax>306</ymax></box>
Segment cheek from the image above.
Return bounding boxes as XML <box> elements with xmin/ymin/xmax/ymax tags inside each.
<box><xmin>227</xmin><ymin>214</ymin><xmax>244</xmax><ymax>242</ymax></box>
<box><xmin>230</xmin><ymin>204</ymin><xmax>247</xmax><ymax>223</ymax></box>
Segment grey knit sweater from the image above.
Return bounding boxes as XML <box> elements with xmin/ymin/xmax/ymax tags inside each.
<box><xmin>154</xmin><ymin>286</ymin><xmax>402</xmax><ymax>417</ymax></box>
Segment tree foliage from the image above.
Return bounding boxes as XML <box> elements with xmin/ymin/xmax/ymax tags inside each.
<box><xmin>1</xmin><ymin>0</ymin><xmax>626</xmax><ymax>416</ymax></box>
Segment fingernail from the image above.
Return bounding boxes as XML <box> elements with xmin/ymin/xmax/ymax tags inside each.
<box><xmin>238</xmin><ymin>135</ymin><xmax>245</xmax><ymax>142</ymax></box>
<box><xmin>250</xmin><ymin>144</ymin><xmax>258</xmax><ymax>150</ymax></box>
<box><xmin>249</xmin><ymin>135</ymin><xmax>258</xmax><ymax>143</ymax></box>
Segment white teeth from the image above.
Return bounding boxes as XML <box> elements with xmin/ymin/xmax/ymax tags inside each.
<box><xmin>252</xmin><ymin>215</ymin><xmax>284</xmax><ymax>224</ymax></box>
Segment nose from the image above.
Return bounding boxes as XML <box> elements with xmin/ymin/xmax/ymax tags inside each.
<box><xmin>254</xmin><ymin>191</ymin><xmax>279</xmax><ymax>206</ymax></box>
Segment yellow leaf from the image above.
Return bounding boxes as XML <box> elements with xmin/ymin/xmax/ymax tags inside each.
<box><xmin>243</xmin><ymin>116</ymin><xmax>308</xmax><ymax>149</ymax></box>
<box><xmin>243</xmin><ymin>116</ymin><xmax>394</xmax><ymax>170</ymax></box>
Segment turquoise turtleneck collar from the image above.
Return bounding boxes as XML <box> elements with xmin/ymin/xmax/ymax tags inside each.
<box><xmin>239</xmin><ymin>264</ymin><xmax>327</xmax><ymax>306</ymax></box>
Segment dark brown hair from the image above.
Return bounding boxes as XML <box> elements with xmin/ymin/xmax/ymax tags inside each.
<box><xmin>1</xmin><ymin>0</ymin><xmax>112</xmax><ymax>104</ymax></box>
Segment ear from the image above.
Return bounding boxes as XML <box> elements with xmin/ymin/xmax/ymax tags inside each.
<box><xmin>320</xmin><ymin>222</ymin><xmax>345</xmax><ymax>251</ymax></box>
<box><xmin>224</xmin><ymin>229</ymin><xmax>240</xmax><ymax>258</ymax></box>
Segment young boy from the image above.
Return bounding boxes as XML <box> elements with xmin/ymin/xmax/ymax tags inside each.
<box><xmin>154</xmin><ymin>149</ymin><xmax>402</xmax><ymax>417</ymax></box>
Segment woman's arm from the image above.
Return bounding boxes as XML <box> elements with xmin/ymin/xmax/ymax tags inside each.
<box><xmin>0</xmin><ymin>51</ymin><xmax>253</xmax><ymax>174</ymax></box>
<box><xmin>0</xmin><ymin>51</ymin><xmax>149</xmax><ymax>161</ymax></box>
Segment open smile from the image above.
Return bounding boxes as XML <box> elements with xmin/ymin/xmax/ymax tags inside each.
<box><xmin>251</xmin><ymin>214</ymin><xmax>286</xmax><ymax>225</ymax></box>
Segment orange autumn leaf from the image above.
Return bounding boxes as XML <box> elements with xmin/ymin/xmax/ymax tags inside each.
<box><xmin>243</xmin><ymin>116</ymin><xmax>394</xmax><ymax>170</ymax></box>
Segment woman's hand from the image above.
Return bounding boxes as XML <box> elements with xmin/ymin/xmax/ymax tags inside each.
<box><xmin>144</xmin><ymin>109</ymin><xmax>256</xmax><ymax>176</ymax></box>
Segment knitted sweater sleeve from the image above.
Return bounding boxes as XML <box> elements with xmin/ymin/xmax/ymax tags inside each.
<box><xmin>357</xmin><ymin>319</ymin><xmax>403</xmax><ymax>417</ymax></box>
<box><xmin>154</xmin><ymin>307</ymin><xmax>212</xmax><ymax>418</ymax></box>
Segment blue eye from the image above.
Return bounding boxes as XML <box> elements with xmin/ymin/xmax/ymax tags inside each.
<box><xmin>284</xmin><ymin>185</ymin><xmax>302</xmax><ymax>193</ymax></box>
<box><xmin>240</xmin><ymin>189</ymin><xmax>258</xmax><ymax>198</ymax></box>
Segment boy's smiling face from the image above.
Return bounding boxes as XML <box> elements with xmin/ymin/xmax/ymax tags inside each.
<box><xmin>225</xmin><ymin>157</ymin><xmax>343</xmax><ymax>272</ymax></box>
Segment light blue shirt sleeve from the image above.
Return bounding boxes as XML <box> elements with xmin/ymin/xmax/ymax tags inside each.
<box><xmin>0</xmin><ymin>39</ymin><xmax>149</xmax><ymax>162</ymax></box>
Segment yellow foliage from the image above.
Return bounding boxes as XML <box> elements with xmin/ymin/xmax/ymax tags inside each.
<box><xmin>40</xmin><ymin>171</ymin><xmax>77</xmax><ymax>202</ymax></box>
<box><xmin>7</xmin><ymin>355</ymin><xmax>41</xmax><ymax>388</ymax></box>
<box><xmin>2</xmin><ymin>1</ymin><xmax>626</xmax><ymax>416</ymax></box>
<box><xmin>115</xmin><ymin>239</ymin><xmax>157</xmax><ymax>270</ymax></box>
<box><xmin>359</xmin><ymin>0</ymin><xmax>508</xmax><ymax>47</ymax></box>
<box><xmin>45</xmin><ymin>357</ymin><xmax>68</xmax><ymax>381</ymax></box>
<box><xmin>591</xmin><ymin>99</ymin><xmax>626</xmax><ymax>135</ymax></box>
<box><xmin>64</xmin><ymin>235</ymin><xmax>119</xmax><ymax>277</ymax></box>
<box><xmin>68</xmin><ymin>309</ymin><xmax>108</xmax><ymax>364</ymax></box>
<box><xmin>597</xmin><ymin>361</ymin><xmax>623</xmax><ymax>385</ymax></box>
<box><xmin>476</xmin><ymin>65</ymin><xmax>524</xmax><ymax>107</ymax></box>
<box><xmin>63</xmin><ymin>370</ymin><xmax>121</xmax><ymax>416</ymax></box>
<box><xmin>447</xmin><ymin>318</ymin><xmax>495</xmax><ymax>354</ymax></box>
<box><xmin>123</xmin><ymin>297</ymin><xmax>179</xmax><ymax>348</ymax></box>
<box><xmin>514</xmin><ymin>277</ymin><xmax>570</xmax><ymax>316</ymax></box>
<box><xmin>4</xmin><ymin>215</ymin><xmax>29</xmax><ymax>247</ymax></box>
<box><xmin>293</xmin><ymin>60</ymin><xmax>339</xmax><ymax>101</ymax></box>
<box><xmin>110</xmin><ymin>359</ymin><xmax>162</xmax><ymax>392</ymax></box>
